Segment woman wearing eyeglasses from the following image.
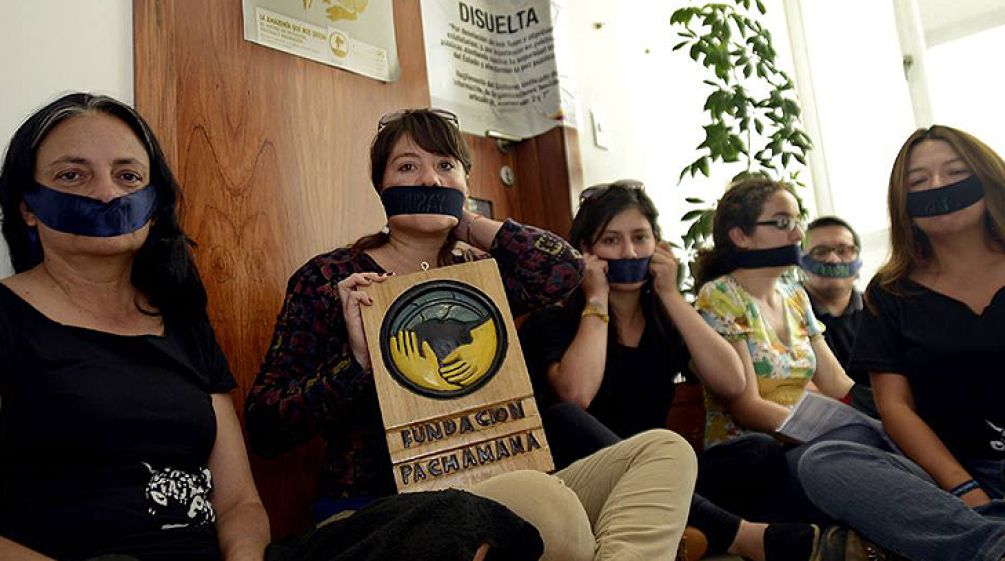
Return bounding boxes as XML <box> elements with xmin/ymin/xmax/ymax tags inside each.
<box><xmin>520</xmin><ymin>180</ymin><xmax>835</xmax><ymax>561</ymax></box>
<box><xmin>245</xmin><ymin>109</ymin><xmax>698</xmax><ymax>561</ymax></box>
<box><xmin>690</xmin><ymin>178</ymin><xmax>882</xmax><ymax>524</ymax></box>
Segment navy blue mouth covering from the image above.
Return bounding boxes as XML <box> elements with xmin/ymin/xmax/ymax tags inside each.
<box><xmin>23</xmin><ymin>182</ymin><xmax>159</xmax><ymax>237</ymax></box>
<box><xmin>800</xmin><ymin>255</ymin><xmax>863</xmax><ymax>278</ymax></box>
<box><xmin>607</xmin><ymin>257</ymin><xmax>651</xmax><ymax>283</ymax></box>
<box><xmin>380</xmin><ymin>186</ymin><xmax>465</xmax><ymax>220</ymax></box>
<box><xmin>733</xmin><ymin>244</ymin><xmax>802</xmax><ymax>269</ymax></box>
<box><xmin>906</xmin><ymin>174</ymin><xmax>984</xmax><ymax>218</ymax></box>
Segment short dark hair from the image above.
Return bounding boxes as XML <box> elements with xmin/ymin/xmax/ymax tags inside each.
<box><xmin>805</xmin><ymin>215</ymin><xmax>861</xmax><ymax>249</ymax></box>
<box><xmin>0</xmin><ymin>92</ymin><xmax>207</xmax><ymax>322</ymax></box>
<box><xmin>349</xmin><ymin>109</ymin><xmax>474</xmax><ymax>266</ymax></box>
<box><xmin>369</xmin><ymin>109</ymin><xmax>472</xmax><ymax>192</ymax></box>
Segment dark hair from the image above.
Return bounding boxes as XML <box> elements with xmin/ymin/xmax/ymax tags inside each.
<box><xmin>0</xmin><ymin>92</ymin><xmax>207</xmax><ymax>322</ymax></box>
<box><xmin>569</xmin><ymin>179</ymin><xmax>662</xmax><ymax>249</ymax></box>
<box><xmin>693</xmin><ymin>176</ymin><xmax>797</xmax><ymax>289</ymax></box>
<box><xmin>873</xmin><ymin>125</ymin><xmax>1005</xmax><ymax>300</ymax></box>
<box><xmin>350</xmin><ymin>109</ymin><xmax>475</xmax><ymax>266</ymax></box>
<box><xmin>805</xmin><ymin>215</ymin><xmax>861</xmax><ymax>249</ymax></box>
<box><xmin>369</xmin><ymin>109</ymin><xmax>472</xmax><ymax>192</ymax></box>
<box><xmin>566</xmin><ymin>180</ymin><xmax>673</xmax><ymax>343</ymax></box>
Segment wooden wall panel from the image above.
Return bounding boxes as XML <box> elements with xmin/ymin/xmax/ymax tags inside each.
<box><xmin>463</xmin><ymin>134</ymin><xmax>518</xmax><ymax>221</ymax></box>
<box><xmin>514</xmin><ymin>126</ymin><xmax>580</xmax><ymax>238</ymax></box>
<box><xmin>134</xmin><ymin>0</ymin><xmax>582</xmax><ymax>539</ymax></box>
<box><xmin>135</xmin><ymin>0</ymin><xmax>432</xmax><ymax>537</ymax></box>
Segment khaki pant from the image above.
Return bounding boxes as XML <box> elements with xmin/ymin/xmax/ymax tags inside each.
<box><xmin>468</xmin><ymin>429</ymin><xmax>697</xmax><ymax>561</ymax></box>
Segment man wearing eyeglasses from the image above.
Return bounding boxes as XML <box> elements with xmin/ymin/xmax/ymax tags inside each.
<box><xmin>800</xmin><ymin>216</ymin><xmax>879</xmax><ymax>417</ymax></box>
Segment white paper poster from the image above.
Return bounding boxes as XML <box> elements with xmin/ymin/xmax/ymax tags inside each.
<box><xmin>242</xmin><ymin>0</ymin><xmax>400</xmax><ymax>82</ymax></box>
<box><xmin>420</xmin><ymin>0</ymin><xmax>577</xmax><ymax>139</ymax></box>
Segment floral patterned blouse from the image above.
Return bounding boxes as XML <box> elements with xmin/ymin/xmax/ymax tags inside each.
<box><xmin>244</xmin><ymin>220</ymin><xmax>583</xmax><ymax>509</ymax></box>
<box><xmin>695</xmin><ymin>274</ymin><xmax>824</xmax><ymax>447</ymax></box>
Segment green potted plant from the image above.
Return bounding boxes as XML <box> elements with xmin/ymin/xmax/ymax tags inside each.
<box><xmin>670</xmin><ymin>0</ymin><xmax>813</xmax><ymax>291</ymax></box>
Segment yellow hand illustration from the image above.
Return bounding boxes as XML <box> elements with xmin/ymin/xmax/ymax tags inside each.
<box><xmin>440</xmin><ymin>320</ymin><xmax>498</xmax><ymax>386</ymax></box>
<box><xmin>390</xmin><ymin>331</ymin><xmax>459</xmax><ymax>391</ymax></box>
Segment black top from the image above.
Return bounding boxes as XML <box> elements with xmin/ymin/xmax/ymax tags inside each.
<box><xmin>0</xmin><ymin>284</ymin><xmax>236</xmax><ymax>561</ymax></box>
<box><xmin>850</xmin><ymin>280</ymin><xmax>1005</xmax><ymax>460</ymax></box>
<box><xmin>808</xmin><ymin>288</ymin><xmax>869</xmax><ymax>386</ymax></box>
<box><xmin>519</xmin><ymin>300</ymin><xmax>690</xmax><ymax>438</ymax></box>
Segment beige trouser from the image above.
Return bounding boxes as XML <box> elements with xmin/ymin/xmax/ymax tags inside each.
<box><xmin>468</xmin><ymin>429</ymin><xmax>697</xmax><ymax>561</ymax></box>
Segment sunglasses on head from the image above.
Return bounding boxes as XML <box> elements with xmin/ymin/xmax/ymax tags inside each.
<box><xmin>377</xmin><ymin>108</ymin><xmax>460</xmax><ymax>132</ymax></box>
<box><xmin>578</xmin><ymin>180</ymin><xmax>645</xmax><ymax>204</ymax></box>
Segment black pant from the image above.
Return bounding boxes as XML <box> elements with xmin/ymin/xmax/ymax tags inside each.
<box><xmin>542</xmin><ymin>403</ymin><xmax>741</xmax><ymax>555</ymax></box>
<box><xmin>697</xmin><ymin>424</ymin><xmax>893</xmax><ymax>525</ymax></box>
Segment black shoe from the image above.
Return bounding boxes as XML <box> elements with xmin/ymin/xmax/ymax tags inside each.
<box><xmin>810</xmin><ymin>527</ymin><xmax>906</xmax><ymax>561</ymax></box>
<box><xmin>764</xmin><ymin>522</ymin><xmax>820</xmax><ymax>561</ymax></box>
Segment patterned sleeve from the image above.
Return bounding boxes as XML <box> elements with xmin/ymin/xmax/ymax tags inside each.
<box><xmin>695</xmin><ymin>276</ymin><xmax>753</xmax><ymax>341</ymax></box>
<box><xmin>244</xmin><ymin>253</ymin><xmax>373</xmax><ymax>457</ymax></box>
<box><xmin>489</xmin><ymin>219</ymin><xmax>584</xmax><ymax>316</ymax></box>
<box><xmin>794</xmin><ymin>284</ymin><xmax>825</xmax><ymax>338</ymax></box>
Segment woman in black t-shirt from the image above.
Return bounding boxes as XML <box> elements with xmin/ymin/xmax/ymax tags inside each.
<box><xmin>798</xmin><ymin>125</ymin><xmax>1005</xmax><ymax>561</ymax></box>
<box><xmin>0</xmin><ymin>93</ymin><xmax>271</xmax><ymax>561</ymax></box>
<box><xmin>520</xmin><ymin>181</ymin><xmax>823</xmax><ymax>561</ymax></box>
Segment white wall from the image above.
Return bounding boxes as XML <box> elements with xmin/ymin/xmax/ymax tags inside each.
<box><xmin>0</xmin><ymin>1</ymin><xmax>133</xmax><ymax>277</ymax></box>
<box><xmin>789</xmin><ymin>1</ymin><xmax>916</xmax><ymax>288</ymax></box>
<box><xmin>562</xmin><ymin>0</ymin><xmax>807</xmax><ymax>247</ymax></box>
<box><xmin>926</xmin><ymin>24</ymin><xmax>1005</xmax><ymax>155</ymax></box>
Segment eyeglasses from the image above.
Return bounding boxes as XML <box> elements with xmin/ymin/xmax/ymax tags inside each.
<box><xmin>755</xmin><ymin>215</ymin><xmax>805</xmax><ymax>231</ymax></box>
<box><xmin>377</xmin><ymin>108</ymin><xmax>460</xmax><ymax>131</ymax></box>
<box><xmin>807</xmin><ymin>244</ymin><xmax>860</xmax><ymax>260</ymax></box>
<box><xmin>579</xmin><ymin>180</ymin><xmax>645</xmax><ymax>204</ymax></box>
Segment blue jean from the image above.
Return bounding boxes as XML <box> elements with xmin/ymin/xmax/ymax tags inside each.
<box><xmin>798</xmin><ymin>441</ymin><xmax>1005</xmax><ymax>561</ymax></box>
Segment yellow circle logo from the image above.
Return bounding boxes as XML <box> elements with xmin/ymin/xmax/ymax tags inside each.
<box><xmin>380</xmin><ymin>280</ymin><xmax>506</xmax><ymax>398</ymax></box>
<box><xmin>329</xmin><ymin>30</ymin><xmax>348</xmax><ymax>58</ymax></box>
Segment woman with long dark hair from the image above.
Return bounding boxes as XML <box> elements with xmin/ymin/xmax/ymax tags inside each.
<box><xmin>520</xmin><ymin>180</ymin><xmax>830</xmax><ymax>561</ymax></box>
<box><xmin>0</xmin><ymin>93</ymin><xmax>269</xmax><ymax>560</ymax></box>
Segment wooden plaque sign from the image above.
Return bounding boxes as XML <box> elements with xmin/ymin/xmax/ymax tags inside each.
<box><xmin>361</xmin><ymin>259</ymin><xmax>554</xmax><ymax>493</ymax></box>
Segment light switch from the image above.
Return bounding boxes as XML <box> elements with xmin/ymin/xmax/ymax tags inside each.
<box><xmin>591</xmin><ymin>108</ymin><xmax>610</xmax><ymax>150</ymax></box>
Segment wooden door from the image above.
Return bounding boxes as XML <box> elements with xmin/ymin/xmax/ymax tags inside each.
<box><xmin>134</xmin><ymin>0</ymin><xmax>578</xmax><ymax>538</ymax></box>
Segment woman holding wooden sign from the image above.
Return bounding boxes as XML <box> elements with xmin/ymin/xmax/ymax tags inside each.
<box><xmin>0</xmin><ymin>93</ymin><xmax>540</xmax><ymax>561</ymax></box>
<box><xmin>246</xmin><ymin>109</ymin><xmax>699</xmax><ymax>560</ymax></box>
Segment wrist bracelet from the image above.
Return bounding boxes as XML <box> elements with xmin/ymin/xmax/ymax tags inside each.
<box><xmin>949</xmin><ymin>479</ymin><xmax>981</xmax><ymax>497</ymax></box>
<box><xmin>466</xmin><ymin>214</ymin><xmax>484</xmax><ymax>244</ymax></box>
<box><xmin>581</xmin><ymin>302</ymin><xmax>609</xmax><ymax>323</ymax></box>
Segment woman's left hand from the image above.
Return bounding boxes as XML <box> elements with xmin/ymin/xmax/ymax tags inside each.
<box><xmin>454</xmin><ymin>210</ymin><xmax>479</xmax><ymax>245</ymax></box>
<box><xmin>650</xmin><ymin>242</ymin><xmax>680</xmax><ymax>297</ymax></box>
